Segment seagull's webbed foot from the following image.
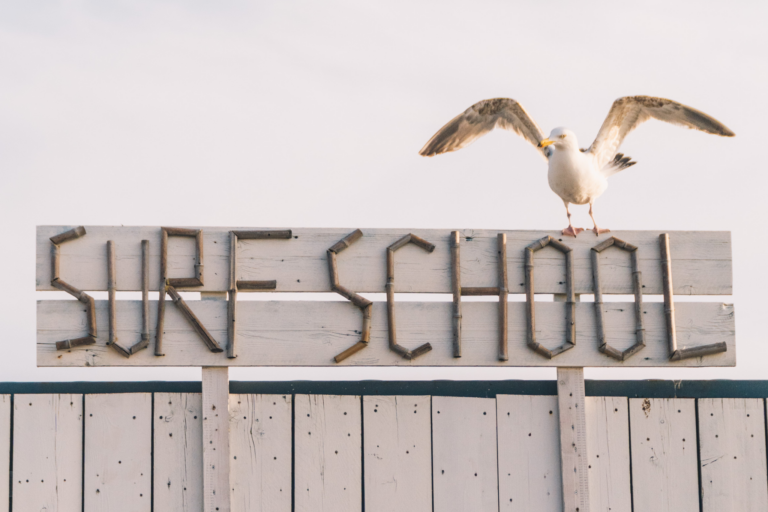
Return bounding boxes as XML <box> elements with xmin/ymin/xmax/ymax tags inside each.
<box><xmin>562</xmin><ymin>226</ymin><xmax>584</xmax><ymax>237</ymax></box>
<box><xmin>592</xmin><ymin>226</ymin><xmax>611</xmax><ymax>236</ymax></box>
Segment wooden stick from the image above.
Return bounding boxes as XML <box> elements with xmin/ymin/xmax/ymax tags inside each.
<box><xmin>55</xmin><ymin>336</ymin><xmax>96</xmax><ymax>350</ymax></box>
<box><xmin>232</xmin><ymin>230</ymin><xmax>293</xmax><ymax>240</ymax></box>
<box><xmin>333</xmin><ymin>284</ymin><xmax>372</xmax><ymax>309</ymax></box>
<box><xmin>51</xmin><ymin>278</ymin><xmax>87</xmax><ymax>302</ymax></box>
<box><xmin>166</xmin><ymin>286</ymin><xmax>224</xmax><ymax>353</ymax></box>
<box><xmin>49</xmin><ymin>226</ymin><xmax>86</xmax><ymax>245</ymax></box>
<box><xmin>51</xmin><ymin>243</ymin><xmax>59</xmax><ymax>282</ymax></box>
<box><xmin>460</xmin><ymin>287</ymin><xmax>500</xmax><ymax>296</ymax></box>
<box><xmin>155</xmin><ymin>282</ymin><xmax>167</xmax><ymax>356</ymax></box>
<box><xmin>85</xmin><ymin>295</ymin><xmax>97</xmax><ymax>337</ymax></box>
<box><xmin>671</xmin><ymin>342</ymin><xmax>728</xmax><ymax>361</ymax></box>
<box><xmin>361</xmin><ymin>304</ymin><xmax>372</xmax><ymax>342</ymax></box>
<box><xmin>631</xmin><ymin>250</ymin><xmax>646</xmax><ymax>350</ymax></box>
<box><xmin>195</xmin><ymin>230</ymin><xmax>204</xmax><ymax>284</ymax></box>
<box><xmin>141</xmin><ymin>240</ymin><xmax>150</xmax><ymax>345</ymax></box>
<box><xmin>565</xmin><ymin>249</ymin><xmax>575</xmax><ymax>346</ymax></box>
<box><xmin>498</xmin><ymin>233</ymin><xmax>509</xmax><ymax>361</ymax></box>
<box><xmin>333</xmin><ymin>341</ymin><xmax>368</xmax><ymax>363</ymax></box>
<box><xmin>227</xmin><ymin>288</ymin><xmax>238</xmax><ymax>359</ymax></box>
<box><xmin>162</xmin><ymin>227</ymin><xmax>198</xmax><ymax>237</ymax></box>
<box><xmin>229</xmin><ymin>232</ymin><xmax>237</xmax><ymax>291</ymax></box>
<box><xmin>327</xmin><ymin>250</ymin><xmax>339</xmax><ymax>288</ymax></box>
<box><xmin>328</xmin><ymin>229</ymin><xmax>363</xmax><ymax>253</ymax></box>
<box><xmin>110</xmin><ymin>341</ymin><xmax>131</xmax><ymax>358</ymax></box>
<box><xmin>591</xmin><ymin>249</ymin><xmax>606</xmax><ymax>353</ymax></box>
<box><xmin>236</xmin><ymin>280</ymin><xmax>277</xmax><ymax>291</ymax></box>
<box><xmin>107</xmin><ymin>241</ymin><xmax>117</xmax><ymax>345</ymax></box>
<box><xmin>408</xmin><ymin>234</ymin><xmax>436</xmax><ymax>253</ymax></box>
<box><xmin>168</xmin><ymin>277</ymin><xmax>204</xmax><ymax>287</ymax></box>
<box><xmin>450</xmin><ymin>231</ymin><xmax>462</xmax><ymax>358</ymax></box>
<box><xmin>659</xmin><ymin>233</ymin><xmax>678</xmax><ymax>356</ymax></box>
<box><xmin>387</xmin><ymin>234</ymin><xmax>412</xmax><ymax>252</ymax></box>
<box><xmin>129</xmin><ymin>339</ymin><xmax>148</xmax><ymax>355</ymax></box>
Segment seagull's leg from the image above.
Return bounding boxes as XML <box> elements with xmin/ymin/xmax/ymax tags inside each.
<box><xmin>589</xmin><ymin>203</ymin><xmax>611</xmax><ymax>236</ymax></box>
<box><xmin>561</xmin><ymin>202</ymin><xmax>584</xmax><ymax>237</ymax></box>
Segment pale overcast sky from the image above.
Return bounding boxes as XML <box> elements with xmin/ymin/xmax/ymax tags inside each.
<box><xmin>1</xmin><ymin>1</ymin><xmax>766</xmax><ymax>382</ymax></box>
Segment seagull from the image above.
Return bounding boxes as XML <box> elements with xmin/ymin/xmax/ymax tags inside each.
<box><xmin>419</xmin><ymin>96</ymin><xmax>734</xmax><ymax>236</ymax></box>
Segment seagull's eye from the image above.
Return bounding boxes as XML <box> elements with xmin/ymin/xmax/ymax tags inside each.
<box><xmin>560</xmin><ymin>134</ymin><xmax>566</xmax><ymax>139</ymax></box>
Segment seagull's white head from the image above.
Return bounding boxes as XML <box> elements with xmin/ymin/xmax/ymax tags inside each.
<box><xmin>538</xmin><ymin>127</ymin><xmax>579</xmax><ymax>151</ymax></box>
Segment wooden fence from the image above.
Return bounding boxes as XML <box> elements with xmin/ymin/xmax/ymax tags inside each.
<box><xmin>1</xmin><ymin>382</ymin><xmax>766</xmax><ymax>512</ymax></box>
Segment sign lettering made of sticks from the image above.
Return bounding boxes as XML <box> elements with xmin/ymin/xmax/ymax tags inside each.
<box><xmin>36</xmin><ymin>226</ymin><xmax>735</xmax><ymax>368</ymax></box>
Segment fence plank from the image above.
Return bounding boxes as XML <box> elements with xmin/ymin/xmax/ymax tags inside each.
<box><xmin>629</xmin><ymin>398</ymin><xmax>698</xmax><ymax>512</ymax></box>
<box><xmin>229</xmin><ymin>394</ymin><xmax>292</xmax><ymax>512</ymax></box>
<box><xmin>202</xmin><ymin>367</ymin><xmax>230</xmax><ymax>512</ymax></box>
<box><xmin>698</xmin><ymin>398</ymin><xmax>768</xmax><ymax>512</ymax></box>
<box><xmin>496</xmin><ymin>394</ymin><xmax>561</xmax><ymax>511</ymax></box>
<box><xmin>585</xmin><ymin>397</ymin><xmax>631</xmax><ymax>512</ymax></box>
<box><xmin>363</xmin><ymin>396</ymin><xmax>432</xmax><ymax>512</ymax></box>
<box><xmin>12</xmin><ymin>394</ymin><xmax>83</xmax><ymax>512</ymax></box>
<box><xmin>0</xmin><ymin>396</ymin><xmax>8</xmax><ymax>512</ymax></box>
<box><xmin>154</xmin><ymin>393</ymin><xmax>203</xmax><ymax>512</ymax></box>
<box><xmin>84</xmin><ymin>393</ymin><xmax>152</xmax><ymax>512</ymax></box>
<box><xmin>38</xmin><ymin>301</ymin><xmax>736</xmax><ymax>368</ymax></box>
<box><xmin>294</xmin><ymin>395</ymin><xmax>362</xmax><ymax>512</ymax></box>
<box><xmin>36</xmin><ymin>226</ymin><xmax>732</xmax><ymax>295</ymax></box>
<box><xmin>433</xmin><ymin>396</ymin><xmax>498</xmax><ymax>512</ymax></box>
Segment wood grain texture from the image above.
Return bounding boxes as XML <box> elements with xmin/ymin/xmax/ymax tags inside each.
<box><xmin>229</xmin><ymin>394</ymin><xmax>292</xmax><ymax>512</ymax></box>
<box><xmin>432</xmin><ymin>396</ymin><xmax>498</xmax><ymax>512</ymax></box>
<box><xmin>585</xmin><ymin>397</ymin><xmax>631</xmax><ymax>512</ymax></box>
<box><xmin>38</xmin><ymin>300</ymin><xmax>735</xmax><ymax>367</ymax></box>
<box><xmin>0</xmin><ymin>396</ymin><xmax>8</xmax><ymax>512</ymax></box>
<box><xmin>84</xmin><ymin>393</ymin><xmax>152</xmax><ymax>512</ymax></box>
<box><xmin>629</xmin><ymin>398</ymin><xmax>699</xmax><ymax>512</ymax></box>
<box><xmin>36</xmin><ymin>227</ymin><xmax>732</xmax><ymax>295</ymax></box>
<box><xmin>154</xmin><ymin>393</ymin><xmax>203</xmax><ymax>512</ymax></box>
<box><xmin>12</xmin><ymin>394</ymin><xmax>83</xmax><ymax>512</ymax></box>
<box><xmin>294</xmin><ymin>394</ymin><xmax>362</xmax><ymax>512</ymax></box>
<box><xmin>496</xmin><ymin>394</ymin><xmax>561</xmax><ymax>511</ymax></box>
<box><xmin>363</xmin><ymin>396</ymin><xmax>432</xmax><ymax>512</ymax></box>
<box><xmin>202</xmin><ymin>367</ymin><xmax>230</xmax><ymax>512</ymax></box>
<box><xmin>698</xmin><ymin>398</ymin><xmax>768</xmax><ymax>512</ymax></box>
<box><xmin>558</xmin><ymin>368</ymin><xmax>590</xmax><ymax>512</ymax></box>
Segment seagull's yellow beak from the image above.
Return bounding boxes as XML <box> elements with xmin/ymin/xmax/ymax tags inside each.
<box><xmin>537</xmin><ymin>138</ymin><xmax>555</xmax><ymax>148</ymax></box>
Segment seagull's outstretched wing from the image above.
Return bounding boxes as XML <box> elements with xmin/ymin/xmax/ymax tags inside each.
<box><xmin>419</xmin><ymin>98</ymin><xmax>550</xmax><ymax>160</ymax></box>
<box><xmin>587</xmin><ymin>95</ymin><xmax>735</xmax><ymax>169</ymax></box>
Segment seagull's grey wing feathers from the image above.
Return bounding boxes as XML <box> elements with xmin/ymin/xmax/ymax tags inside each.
<box><xmin>419</xmin><ymin>98</ymin><xmax>550</xmax><ymax>160</ymax></box>
<box><xmin>588</xmin><ymin>95</ymin><xmax>735</xmax><ymax>169</ymax></box>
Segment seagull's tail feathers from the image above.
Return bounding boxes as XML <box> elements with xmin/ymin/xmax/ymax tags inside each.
<box><xmin>601</xmin><ymin>153</ymin><xmax>637</xmax><ymax>177</ymax></box>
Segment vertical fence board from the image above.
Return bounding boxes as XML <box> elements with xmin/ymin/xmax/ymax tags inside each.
<box><xmin>585</xmin><ymin>396</ymin><xmax>631</xmax><ymax>512</ymax></box>
<box><xmin>84</xmin><ymin>393</ymin><xmax>152</xmax><ymax>512</ymax></box>
<box><xmin>294</xmin><ymin>395</ymin><xmax>362</xmax><ymax>512</ymax></box>
<box><xmin>12</xmin><ymin>394</ymin><xmax>83</xmax><ymax>512</ymax></box>
<box><xmin>496</xmin><ymin>395</ymin><xmax>560</xmax><ymax>512</ymax></box>
<box><xmin>629</xmin><ymin>398</ymin><xmax>698</xmax><ymax>512</ymax></box>
<box><xmin>363</xmin><ymin>396</ymin><xmax>432</xmax><ymax>512</ymax></box>
<box><xmin>202</xmin><ymin>367</ymin><xmax>231</xmax><ymax>512</ymax></box>
<box><xmin>698</xmin><ymin>398</ymin><xmax>768</xmax><ymax>512</ymax></box>
<box><xmin>432</xmin><ymin>396</ymin><xmax>498</xmax><ymax>512</ymax></box>
<box><xmin>229</xmin><ymin>394</ymin><xmax>292</xmax><ymax>512</ymax></box>
<box><xmin>154</xmin><ymin>393</ymin><xmax>203</xmax><ymax>512</ymax></box>
<box><xmin>0</xmin><ymin>396</ymin><xmax>8</xmax><ymax>512</ymax></box>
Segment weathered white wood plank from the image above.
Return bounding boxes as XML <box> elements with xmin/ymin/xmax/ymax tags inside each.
<box><xmin>84</xmin><ymin>393</ymin><xmax>151</xmax><ymax>512</ymax></box>
<box><xmin>203</xmin><ymin>367</ymin><xmax>230</xmax><ymax>512</ymax></box>
<box><xmin>154</xmin><ymin>393</ymin><xmax>203</xmax><ymax>512</ymax></box>
<box><xmin>229</xmin><ymin>394</ymin><xmax>292</xmax><ymax>512</ymax></box>
<box><xmin>12</xmin><ymin>394</ymin><xmax>83</xmax><ymax>512</ymax></box>
<box><xmin>585</xmin><ymin>397</ymin><xmax>631</xmax><ymax>512</ymax></box>
<box><xmin>0</xmin><ymin>396</ymin><xmax>8</xmax><ymax>512</ymax></box>
<box><xmin>558</xmin><ymin>368</ymin><xmax>590</xmax><ymax>512</ymax></box>
<box><xmin>497</xmin><ymin>394</ymin><xmax>561</xmax><ymax>511</ymax></box>
<box><xmin>629</xmin><ymin>398</ymin><xmax>698</xmax><ymax>512</ymax></box>
<box><xmin>38</xmin><ymin>300</ymin><xmax>735</xmax><ymax>367</ymax></box>
<box><xmin>36</xmin><ymin>226</ymin><xmax>732</xmax><ymax>295</ymax></box>
<box><xmin>698</xmin><ymin>398</ymin><xmax>768</xmax><ymax>512</ymax></box>
<box><xmin>294</xmin><ymin>395</ymin><xmax>362</xmax><ymax>512</ymax></box>
<box><xmin>432</xmin><ymin>396</ymin><xmax>498</xmax><ymax>512</ymax></box>
<box><xmin>363</xmin><ymin>396</ymin><xmax>432</xmax><ymax>512</ymax></box>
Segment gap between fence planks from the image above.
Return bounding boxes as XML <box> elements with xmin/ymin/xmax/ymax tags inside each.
<box><xmin>38</xmin><ymin>300</ymin><xmax>736</xmax><ymax>367</ymax></box>
<box><xmin>36</xmin><ymin>227</ymin><xmax>732</xmax><ymax>295</ymax></box>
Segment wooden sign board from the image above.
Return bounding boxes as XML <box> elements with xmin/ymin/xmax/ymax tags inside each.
<box><xmin>36</xmin><ymin>226</ymin><xmax>735</xmax><ymax>368</ymax></box>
